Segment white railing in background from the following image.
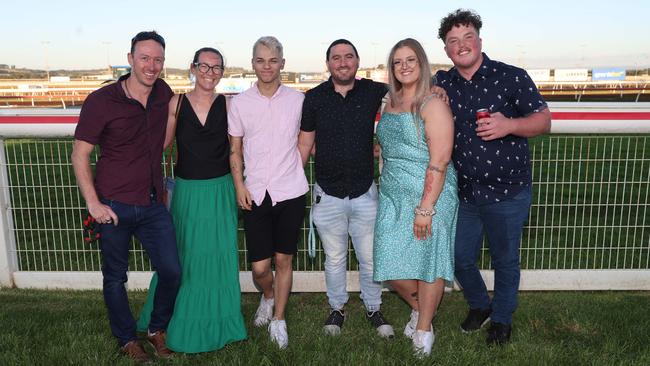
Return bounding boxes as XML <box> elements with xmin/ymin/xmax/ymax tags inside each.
<box><xmin>0</xmin><ymin>102</ymin><xmax>649</xmax><ymax>291</ymax></box>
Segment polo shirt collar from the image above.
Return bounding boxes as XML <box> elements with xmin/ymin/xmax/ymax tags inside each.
<box><xmin>116</xmin><ymin>73</ymin><xmax>130</xmax><ymax>100</ymax></box>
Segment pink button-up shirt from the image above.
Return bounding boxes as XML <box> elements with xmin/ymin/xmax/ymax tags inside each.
<box><xmin>228</xmin><ymin>83</ymin><xmax>308</xmax><ymax>206</ymax></box>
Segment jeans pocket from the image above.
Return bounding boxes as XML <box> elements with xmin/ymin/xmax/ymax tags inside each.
<box><xmin>367</xmin><ymin>182</ymin><xmax>378</xmax><ymax>200</ymax></box>
<box><xmin>313</xmin><ymin>183</ymin><xmax>324</xmax><ymax>205</ymax></box>
<box><xmin>100</xmin><ymin>198</ymin><xmax>115</xmax><ymax>209</ymax></box>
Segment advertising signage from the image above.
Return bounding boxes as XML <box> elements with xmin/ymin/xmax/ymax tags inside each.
<box><xmin>592</xmin><ymin>68</ymin><xmax>626</xmax><ymax>81</ymax></box>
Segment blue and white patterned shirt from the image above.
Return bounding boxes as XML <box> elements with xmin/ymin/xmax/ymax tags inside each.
<box><xmin>436</xmin><ymin>53</ymin><xmax>547</xmax><ymax>205</ymax></box>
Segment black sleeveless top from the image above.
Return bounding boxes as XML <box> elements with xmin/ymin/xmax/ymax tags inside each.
<box><xmin>174</xmin><ymin>94</ymin><xmax>231</xmax><ymax>179</ymax></box>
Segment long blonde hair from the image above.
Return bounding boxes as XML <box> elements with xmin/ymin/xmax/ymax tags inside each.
<box><xmin>387</xmin><ymin>38</ymin><xmax>432</xmax><ymax>122</ymax></box>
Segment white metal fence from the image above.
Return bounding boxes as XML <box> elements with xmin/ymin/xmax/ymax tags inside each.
<box><xmin>0</xmin><ymin>103</ymin><xmax>649</xmax><ymax>290</ymax></box>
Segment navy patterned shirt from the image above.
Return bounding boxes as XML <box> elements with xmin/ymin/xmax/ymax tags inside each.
<box><xmin>435</xmin><ymin>53</ymin><xmax>547</xmax><ymax>205</ymax></box>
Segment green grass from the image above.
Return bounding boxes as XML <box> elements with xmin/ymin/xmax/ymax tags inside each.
<box><xmin>1</xmin><ymin>289</ymin><xmax>649</xmax><ymax>365</ymax></box>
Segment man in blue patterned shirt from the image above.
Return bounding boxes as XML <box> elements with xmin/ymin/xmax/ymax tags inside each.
<box><xmin>435</xmin><ymin>9</ymin><xmax>551</xmax><ymax>345</ymax></box>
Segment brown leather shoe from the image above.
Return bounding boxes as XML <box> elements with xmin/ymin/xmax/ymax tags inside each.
<box><xmin>147</xmin><ymin>330</ymin><xmax>174</xmax><ymax>358</ymax></box>
<box><xmin>121</xmin><ymin>340</ymin><xmax>152</xmax><ymax>363</ymax></box>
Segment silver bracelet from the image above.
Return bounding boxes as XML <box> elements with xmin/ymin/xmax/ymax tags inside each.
<box><xmin>414</xmin><ymin>206</ymin><xmax>436</xmax><ymax>217</ymax></box>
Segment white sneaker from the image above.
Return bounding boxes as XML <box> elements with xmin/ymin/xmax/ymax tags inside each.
<box><xmin>268</xmin><ymin>318</ymin><xmax>288</xmax><ymax>349</ymax></box>
<box><xmin>412</xmin><ymin>329</ymin><xmax>435</xmax><ymax>357</ymax></box>
<box><xmin>404</xmin><ymin>309</ymin><xmax>419</xmax><ymax>339</ymax></box>
<box><xmin>254</xmin><ymin>295</ymin><xmax>274</xmax><ymax>327</ymax></box>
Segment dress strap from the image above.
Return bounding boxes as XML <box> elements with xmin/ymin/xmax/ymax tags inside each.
<box><xmin>418</xmin><ymin>93</ymin><xmax>436</xmax><ymax>114</ymax></box>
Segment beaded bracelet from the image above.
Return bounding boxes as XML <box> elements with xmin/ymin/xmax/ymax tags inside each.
<box><xmin>414</xmin><ymin>206</ymin><xmax>436</xmax><ymax>217</ymax></box>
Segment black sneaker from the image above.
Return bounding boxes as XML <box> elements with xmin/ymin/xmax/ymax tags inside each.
<box><xmin>323</xmin><ymin>309</ymin><xmax>345</xmax><ymax>336</ymax></box>
<box><xmin>460</xmin><ymin>308</ymin><xmax>492</xmax><ymax>333</ymax></box>
<box><xmin>366</xmin><ymin>311</ymin><xmax>395</xmax><ymax>338</ymax></box>
<box><xmin>486</xmin><ymin>322</ymin><xmax>512</xmax><ymax>346</ymax></box>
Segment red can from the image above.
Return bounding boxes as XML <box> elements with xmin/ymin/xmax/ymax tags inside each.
<box><xmin>476</xmin><ymin>108</ymin><xmax>490</xmax><ymax>120</ymax></box>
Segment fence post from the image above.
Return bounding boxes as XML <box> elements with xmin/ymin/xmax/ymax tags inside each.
<box><xmin>0</xmin><ymin>139</ymin><xmax>17</xmax><ymax>287</ymax></box>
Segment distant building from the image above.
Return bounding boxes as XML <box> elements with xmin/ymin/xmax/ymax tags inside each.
<box><xmin>280</xmin><ymin>72</ymin><xmax>297</xmax><ymax>84</ymax></box>
<box><xmin>111</xmin><ymin>66</ymin><xmax>131</xmax><ymax>79</ymax></box>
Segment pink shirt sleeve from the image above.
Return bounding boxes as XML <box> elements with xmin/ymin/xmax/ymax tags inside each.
<box><xmin>227</xmin><ymin>97</ymin><xmax>244</xmax><ymax>137</ymax></box>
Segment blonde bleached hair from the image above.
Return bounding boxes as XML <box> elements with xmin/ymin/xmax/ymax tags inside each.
<box><xmin>252</xmin><ymin>36</ymin><xmax>283</xmax><ymax>59</ymax></box>
<box><xmin>387</xmin><ymin>38</ymin><xmax>432</xmax><ymax>121</ymax></box>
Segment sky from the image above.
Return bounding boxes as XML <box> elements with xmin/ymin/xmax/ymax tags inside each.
<box><xmin>2</xmin><ymin>0</ymin><xmax>649</xmax><ymax>73</ymax></box>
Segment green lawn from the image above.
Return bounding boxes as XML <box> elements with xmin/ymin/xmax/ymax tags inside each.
<box><xmin>0</xmin><ymin>288</ymin><xmax>648</xmax><ymax>365</ymax></box>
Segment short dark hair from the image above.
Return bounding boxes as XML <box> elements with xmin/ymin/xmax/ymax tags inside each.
<box><xmin>438</xmin><ymin>9</ymin><xmax>482</xmax><ymax>42</ymax></box>
<box><xmin>192</xmin><ymin>47</ymin><xmax>224</xmax><ymax>65</ymax></box>
<box><xmin>326</xmin><ymin>39</ymin><xmax>359</xmax><ymax>60</ymax></box>
<box><xmin>130</xmin><ymin>31</ymin><xmax>165</xmax><ymax>54</ymax></box>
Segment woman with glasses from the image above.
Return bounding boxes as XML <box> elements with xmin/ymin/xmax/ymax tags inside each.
<box><xmin>137</xmin><ymin>47</ymin><xmax>247</xmax><ymax>353</ymax></box>
<box><xmin>373</xmin><ymin>38</ymin><xmax>458</xmax><ymax>356</ymax></box>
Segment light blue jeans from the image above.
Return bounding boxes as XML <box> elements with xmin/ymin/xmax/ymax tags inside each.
<box><xmin>312</xmin><ymin>182</ymin><xmax>382</xmax><ymax>312</ymax></box>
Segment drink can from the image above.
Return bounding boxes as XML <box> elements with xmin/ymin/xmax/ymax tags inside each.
<box><xmin>476</xmin><ymin>108</ymin><xmax>490</xmax><ymax>120</ymax></box>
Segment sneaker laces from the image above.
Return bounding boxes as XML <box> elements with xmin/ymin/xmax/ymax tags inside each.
<box><xmin>367</xmin><ymin>310</ymin><xmax>390</xmax><ymax>328</ymax></box>
<box><xmin>325</xmin><ymin>309</ymin><xmax>345</xmax><ymax>326</ymax></box>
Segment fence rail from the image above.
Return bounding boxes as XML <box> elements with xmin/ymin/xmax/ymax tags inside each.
<box><xmin>0</xmin><ymin>102</ymin><xmax>649</xmax><ymax>290</ymax></box>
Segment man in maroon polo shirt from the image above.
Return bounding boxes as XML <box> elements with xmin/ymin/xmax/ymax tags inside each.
<box><xmin>71</xmin><ymin>31</ymin><xmax>180</xmax><ymax>362</ymax></box>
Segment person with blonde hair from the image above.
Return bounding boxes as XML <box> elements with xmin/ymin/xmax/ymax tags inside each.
<box><xmin>229</xmin><ymin>36</ymin><xmax>308</xmax><ymax>349</ymax></box>
<box><xmin>373</xmin><ymin>38</ymin><xmax>458</xmax><ymax>356</ymax></box>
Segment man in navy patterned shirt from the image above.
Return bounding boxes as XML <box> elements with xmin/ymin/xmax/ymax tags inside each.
<box><xmin>435</xmin><ymin>9</ymin><xmax>551</xmax><ymax>345</ymax></box>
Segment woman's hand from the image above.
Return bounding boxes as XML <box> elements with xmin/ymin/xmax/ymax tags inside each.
<box><xmin>235</xmin><ymin>186</ymin><xmax>253</xmax><ymax>210</ymax></box>
<box><xmin>413</xmin><ymin>213</ymin><xmax>432</xmax><ymax>240</ymax></box>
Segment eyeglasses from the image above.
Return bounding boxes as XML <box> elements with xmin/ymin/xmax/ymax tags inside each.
<box><xmin>393</xmin><ymin>58</ymin><xmax>418</xmax><ymax>69</ymax></box>
<box><xmin>194</xmin><ymin>62</ymin><xmax>224</xmax><ymax>74</ymax></box>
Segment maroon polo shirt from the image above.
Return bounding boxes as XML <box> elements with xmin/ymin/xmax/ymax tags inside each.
<box><xmin>74</xmin><ymin>74</ymin><xmax>173</xmax><ymax>206</ymax></box>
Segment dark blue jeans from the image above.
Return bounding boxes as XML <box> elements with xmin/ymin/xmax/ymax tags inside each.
<box><xmin>98</xmin><ymin>199</ymin><xmax>181</xmax><ymax>346</ymax></box>
<box><xmin>454</xmin><ymin>186</ymin><xmax>532</xmax><ymax>325</ymax></box>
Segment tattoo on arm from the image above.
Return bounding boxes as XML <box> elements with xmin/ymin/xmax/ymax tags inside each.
<box><xmin>229</xmin><ymin>148</ymin><xmax>244</xmax><ymax>176</ymax></box>
<box><xmin>423</xmin><ymin>170</ymin><xmax>434</xmax><ymax>197</ymax></box>
<box><xmin>427</xmin><ymin>164</ymin><xmax>444</xmax><ymax>173</ymax></box>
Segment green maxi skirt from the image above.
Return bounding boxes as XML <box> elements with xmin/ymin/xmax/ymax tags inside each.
<box><xmin>137</xmin><ymin>174</ymin><xmax>247</xmax><ymax>353</ymax></box>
